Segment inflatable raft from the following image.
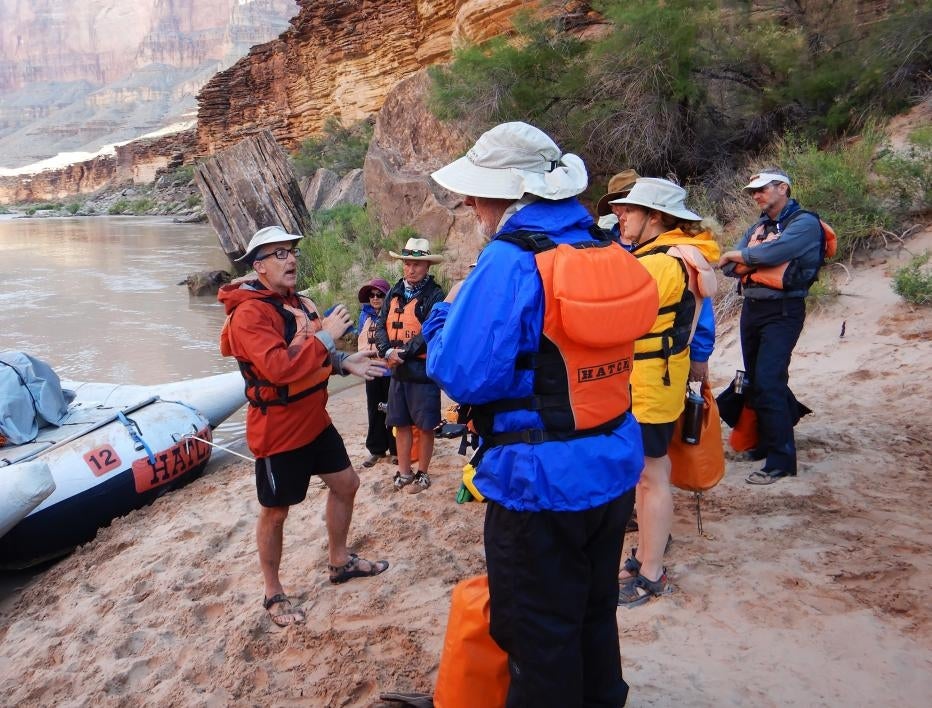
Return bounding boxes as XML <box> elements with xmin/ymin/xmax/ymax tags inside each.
<box><xmin>0</xmin><ymin>372</ymin><xmax>246</xmax><ymax>568</ymax></box>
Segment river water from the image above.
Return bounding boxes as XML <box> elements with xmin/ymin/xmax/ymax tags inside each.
<box><xmin>0</xmin><ymin>215</ymin><xmax>234</xmax><ymax>384</ymax></box>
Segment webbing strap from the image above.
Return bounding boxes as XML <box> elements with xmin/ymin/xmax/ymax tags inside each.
<box><xmin>479</xmin><ymin>411</ymin><xmax>629</xmax><ymax>448</ymax></box>
<box><xmin>117</xmin><ymin>411</ymin><xmax>155</xmax><ymax>464</ymax></box>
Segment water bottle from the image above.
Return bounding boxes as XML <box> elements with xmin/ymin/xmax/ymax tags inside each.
<box><xmin>681</xmin><ymin>388</ymin><xmax>704</xmax><ymax>445</ymax></box>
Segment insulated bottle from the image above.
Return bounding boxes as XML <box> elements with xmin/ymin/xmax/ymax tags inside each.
<box><xmin>681</xmin><ymin>388</ymin><xmax>704</xmax><ymax>445</ymax></box>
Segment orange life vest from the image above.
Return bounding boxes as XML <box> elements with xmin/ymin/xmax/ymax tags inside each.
<box><xmin>739</xmin><ymin>210</ymin><xmax>837</xmax><ymax>290</ymax></box>
<box><xmin>227</xmin><ymin>295</ymin><xmax>331</xmax><ymax>412</ymax></box>
<box><xmin>467</xmin><ymin>229</ymin><xmax>658</xmax><ymax>444</ymax></box>
<box><xmin>386</xmin><ymin>295</ymin><xmax>426</xmax><ymax>359</ymax></box>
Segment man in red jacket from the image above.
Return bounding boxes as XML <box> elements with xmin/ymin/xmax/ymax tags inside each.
<box><xmin>219</xmin><ymin>225</ymin><xmax>389</xmax><ymax>627</ymax></box>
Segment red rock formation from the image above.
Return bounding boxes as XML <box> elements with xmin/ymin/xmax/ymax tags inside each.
<box><xmin>0</xmin><ymin>128</ymin><xmax>196</xmax><ymax>203</ymax></box>
<box><xmin>196</xmin><ymin>0</ymin><xmax>536</xmax><ymax>155</ymax></box>
<box><xmin>365</xmin><ymin>71</ymin><xmax>481</xmax><ymax>280</ymax></box>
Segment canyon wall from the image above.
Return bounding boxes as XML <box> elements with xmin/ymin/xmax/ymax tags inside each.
<box><xmin>0</xmin><ymin>128</ymin><xmax>196</xmax><ymax>204</ymax></box>
<box><xmin>0</xmin><ymin>0</ymin><xmax>297</xmax><ymax>168</ymax></box>
<box><xmin>195</xmin><ymin>0</ymin><xmax>534</xmax><ymax>155</ymax></box>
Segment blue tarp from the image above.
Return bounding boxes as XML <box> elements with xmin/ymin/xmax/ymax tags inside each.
<box><xmin>0</xmin><ymin>352</ymin><xmax>74</xmax><ymax>445</ymax></box>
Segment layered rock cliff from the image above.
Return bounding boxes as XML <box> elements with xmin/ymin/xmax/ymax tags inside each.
<box><xmin>195</xmin><ymin>0</ymin><xmax>534</xmax><ymax>155</ymax></box>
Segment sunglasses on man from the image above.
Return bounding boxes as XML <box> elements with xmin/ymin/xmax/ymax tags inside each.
<box><xmin>748</xmin><ymin>181</ymin><xmax>782</xmax><ymax>195</ymax></box>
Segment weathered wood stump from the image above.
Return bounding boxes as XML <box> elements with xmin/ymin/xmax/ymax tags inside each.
<box><xmin>194</xmin><ymin>130</ymin><xmax>311</xmax><ymax>264</ymax></box>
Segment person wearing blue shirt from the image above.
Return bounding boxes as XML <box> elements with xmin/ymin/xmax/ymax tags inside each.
<box><xmin>425</xmin><ymin>122</ymin><xmax>650</xmax><ymax>707</ymax></box>
<box><xmin>720</xmin><ymin>169</ymin><xmax>822</xmax><ymax>484</ymax></box>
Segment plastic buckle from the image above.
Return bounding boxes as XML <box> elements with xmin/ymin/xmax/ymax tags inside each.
<box><xmin>521</xmin><ymin>429</ymin><xmax>545</xmax><ymax>444</ymax></box>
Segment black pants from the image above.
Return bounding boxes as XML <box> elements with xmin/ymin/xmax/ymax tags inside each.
<box><xmin>484</xmin><ymin>490</ymin><xmax>635</xmax><ymax>708</ymax></box>
<box><xmin>740</xmin><ymin>297</ymin><xmax>806</xmax><ymax>474</ymax></box>
<box><xmin>365</xmin><ymin>376</ymin><xmax>396</xmax><ymax>456</ymax></box>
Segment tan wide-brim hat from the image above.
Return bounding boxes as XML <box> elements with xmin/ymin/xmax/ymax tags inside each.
<box><xmin>609</xmin><ymin>178</ymin><xmax>702</xmax><ymax>221</ymax></box>
<box><xmin>596</xmin><ymin>169</ymin><xmax>640</xmax><ymax>215</ymax></box>
<box><xmin>388</xmin><ymin>237</ymin><xmax>444</xmax><ymax>263</ymax></box>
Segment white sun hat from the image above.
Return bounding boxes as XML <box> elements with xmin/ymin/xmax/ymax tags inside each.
<box><xmin>236</xmin><ymin>225</ymin><xmax>302</xmax><ymax>263</ymax></box>
<box><xmin>743</xmin><ymin>170</ymin><xmax>791</xmax><ymax>190</ymax></box>
<box><xmin>430</xmin><ymin>121</ymin><xmax>587</xmax><ymax>200</ymax></box>
<box><xmin>608</xmin><ymin>178</ymin><xmax>702</xmax><ymax>222</ymax></box>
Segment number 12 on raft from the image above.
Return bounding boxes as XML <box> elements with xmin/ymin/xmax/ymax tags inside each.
<box><xmin>84</xmin><ymin>445</ymin><xmax>122</xmax><ymax>476</ymax></box>
<box><xmin>130</xmin><ymin>427</ymin><xmax>212</xmax><ymax>493</ymax></box>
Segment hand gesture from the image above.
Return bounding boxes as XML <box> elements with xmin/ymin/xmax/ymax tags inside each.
<box><xmin>282</xmin><ymin>304</ymin><xmax>311</xmax><ymax>332</ymax></box>
<box><xmin>342</xmin><ymin>350</ymin><xmax>389</xmax><ymax>381</ymax></box>
<box><xmin>385</xmin><ymin>349</ymin><xmax>405</xmax><ymax>368</ymax></box>
<box><xmin>321</xmin><ymin>304</ymin><xmax>352</xmax><ymax>340</ymax></box>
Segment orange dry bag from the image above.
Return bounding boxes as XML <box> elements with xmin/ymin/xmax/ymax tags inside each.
<box><xmin>433</xmin><ymin>575</ymin><xmax>509</xmax><ymax>708</ymax></box>
<box><xmin>669</xmin><ymin>380</ymin><xmax>725</xmax><ymax>492</ymax></box>
<box><xmin>729</xmin><ymin>406</ymin><xmax>759</xmax><ymax>452</ymax></box>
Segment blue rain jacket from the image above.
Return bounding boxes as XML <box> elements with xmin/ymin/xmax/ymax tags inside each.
<box><xmin>423</xmin><ymin>199</ymin><xmax>644</xmax><ymax>512</ymax></box>
<box><xmin>691</xmin><ymin>298</ymin><xmax>715</xmax><ymax>363</ymax></box>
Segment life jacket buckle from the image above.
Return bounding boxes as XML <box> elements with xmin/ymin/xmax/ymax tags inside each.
<box><xmin>521</xmin><ymin>429</ymin><xmax>546</xmax><ymax>444</ymax></box>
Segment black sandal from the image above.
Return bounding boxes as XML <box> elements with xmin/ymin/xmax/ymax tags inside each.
<box><xmin>619</xmin><ymin>549</ymin><xmax>641</xmax><ymax>580</ymax></box>
<box><xmin>263</xmin><ymin>593</ymin><xmax>306</xmax><ymax>626</ymax></box>
<box><xmin>328</xmin><ymin>553</ymin><xmax>389</xmax><ymax>584</ymax></box>
<box><xmin>618</xmin><ymin>570</ymin><xmax>671</xmax><ymax>608</ymax></box>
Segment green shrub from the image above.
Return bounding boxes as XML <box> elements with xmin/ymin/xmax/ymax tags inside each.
<box><xmin>292</xmin><ymin>116</ymin><xmax>374</xmax><ymax>178</ymax></box>
<box><xmin>773</xmin><ymin>133</ymin><xmax>890</xmax><ymax>261</ymax></box>
<box><xmin>108</xmin><ymin>199</ymin><xmax>130</xmax><ymax>215</ymax></box>
<box><xmin>296</xmin><ymin>205</ymin><xmax>391</xmax><ymax>312</ymax></box>
<box><xmin>428</xmin><ymin>0</ymin><xmax>932</xmax><ymax>181</ymax></box>
<box><xmin>908</xmin><ymin>125</ymin><xmax>932</xmax><ymax>150</ymax></box>
<box><xmin>66</xmin><ymin>202</ymin><xmax>81</xmax><ymax>214</ymax></box>
<box><xmin>24</xmin><ymin>206</ymin><xmax>37</xmax><ymax>216</ymax></box>
<box><xmin>185</xmin><ymin>194</ymin><xmax>202</xmax><ymax>209</ymax></box>
<box><xmin>168</xmin><ymin>165</ymin><xmax>195</xmax><ymax>186</ymax></box>
<box><xmin>129</xmin><ymin>198</ymin><xmax>155</xmax><ymax>214</ymax></box>
<box><xmin>0</xmin><ymin>205</ymin><xmax>9</xmax><ymax>214</ymax></box>
<box><xmin>892</xmin><ymin>251</ymin><xmax>932</xmax><ymax>305</ymax></box>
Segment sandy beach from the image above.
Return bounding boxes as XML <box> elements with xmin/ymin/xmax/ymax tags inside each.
<box><xmin>1</xmin><ymin>231</ymin><xmax>930</xmax><ymax>707</ymax></box>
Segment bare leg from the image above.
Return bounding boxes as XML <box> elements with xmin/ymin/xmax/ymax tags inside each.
<box><xmin>320</xmin><ymin>465</ymin><xmax>360</xmax><ymax>567</ymax></box>
<box><xmin>416</xmin><ymin>427</ymin><xmax>435</xmax><ymax>472</ymax></box>
<box><xmin>257</xmin><ymin>505</ymin><xmax>289</xmax><ymax>599</ymax></box>
<box><xmin>395</xmin><ymin>426</ymin><xmax>413</xmax><ymax>475</ymax></box>
<box><xmin>633</xmin><ymin>454</ymin><xmax>673</xmax><ymax>582</ymax></box>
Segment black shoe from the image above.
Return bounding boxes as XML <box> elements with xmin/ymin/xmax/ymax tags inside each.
<box><xmin>746</xmin><ymin>468</ymin><xmax>796</xmax><ymax>485</ymax></box>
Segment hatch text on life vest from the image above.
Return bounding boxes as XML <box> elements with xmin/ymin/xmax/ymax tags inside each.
<box><xmin>577</xmin><ymin>358</ymin><xmax>631</xmax><ymax>383</ymax></box>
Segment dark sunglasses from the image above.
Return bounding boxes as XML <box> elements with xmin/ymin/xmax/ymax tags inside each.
<box><xmin>401</xmin><ymin>249</ymin><xmax>431</xmax><ymax>257</ymax></box>
<box><xmin>368</xmin><ymin>291</ymin><xmax>385</xmax><ymax>299</ymax></box>
<box><xmin>749</xmin><ymin>181</ymin><xmax>781</xmax><ymax>195</ymax></box>
<box><xmin>254</xmin><ymin>246</ymin><xmax>300</xmax><ymax>262</ymax></box>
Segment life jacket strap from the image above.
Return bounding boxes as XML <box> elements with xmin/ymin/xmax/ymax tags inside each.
<box><xmin>478</xmin><ymin>411</ymin><xmax>629</xmax><ymax>449</ymax></box>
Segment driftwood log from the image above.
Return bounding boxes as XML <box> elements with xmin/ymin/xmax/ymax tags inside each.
<box><xmin>194</xmin><ymin>130</ymin><xmax>311</xmax><ymax>263</ymax></box>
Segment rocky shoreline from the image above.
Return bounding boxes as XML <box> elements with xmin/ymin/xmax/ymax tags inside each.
<box><xmin>2</xmin><ymin>169</ymin><xmax>206</xmax><ymax>222</ymax></box>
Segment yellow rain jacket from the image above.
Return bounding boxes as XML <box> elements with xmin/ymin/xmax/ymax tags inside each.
<box><xmin>631</xmin><ymin>228</ymin><xmax>720</xmax><ymax>424</ymax></box>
